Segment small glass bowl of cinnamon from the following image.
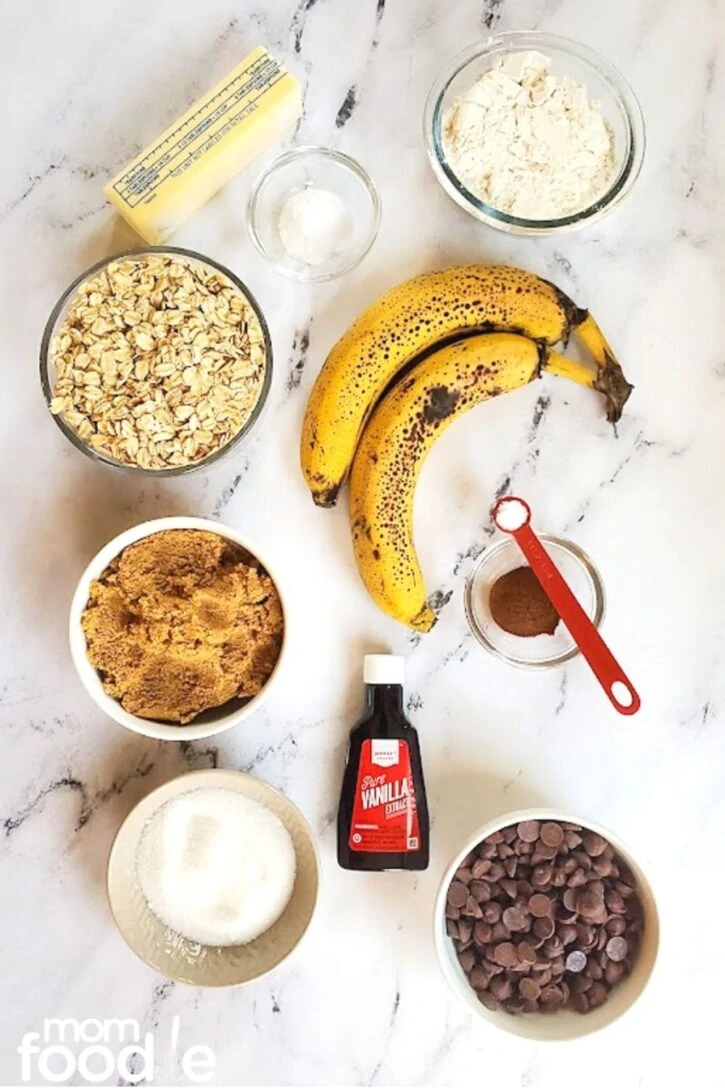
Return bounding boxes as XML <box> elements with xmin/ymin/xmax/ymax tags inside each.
<box><xmin>464</xmin><ymin>535</ymin><xmax>605</xmax><ymax>669</ymax></box>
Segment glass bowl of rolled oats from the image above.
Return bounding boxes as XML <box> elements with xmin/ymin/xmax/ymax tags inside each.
<box><xmin>40</xmin><ymin>247</ymin><xmax>272</xmax><ymax>474</ymax></box>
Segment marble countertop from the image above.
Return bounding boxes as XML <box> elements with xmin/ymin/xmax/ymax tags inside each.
<box><xmin>2</xmin><ymin>0</ymin><xmax>724</xmax><ymax>1084</ymax></box>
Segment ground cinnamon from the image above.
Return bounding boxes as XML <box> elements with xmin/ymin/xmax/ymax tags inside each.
<box><xmin>489</xmin><ymin>566</ymin><xmax>560</xmax><ymax>637</ymax></box>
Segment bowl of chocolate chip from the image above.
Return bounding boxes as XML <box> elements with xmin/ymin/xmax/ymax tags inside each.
<box><xmin>434</xmin><ymin>810</ymin><xmax>659</xmax><ymax>1039</ymax></box>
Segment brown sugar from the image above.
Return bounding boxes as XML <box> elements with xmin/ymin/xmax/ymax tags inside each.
<box><xmin>81</xmin><ymin>530</ymin><xmax>284</xmax><ymax>723</ymax></box>
<box><xmin>489</xmin><ymin>566</ymin><xmax>560</xmax><ymax>638</ymax></box>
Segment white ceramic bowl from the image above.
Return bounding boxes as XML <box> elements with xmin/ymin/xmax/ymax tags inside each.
<box><xmin>434</xmin><ymin>808</ymin><xmax>659</xmax><ymax>1040</ymax></box>
<box><xmin>107</xmin><ymin>769</ymin><xmax>320</xmax><ymax>986</ymax></box>
<box><xmin>69</xmin><ymin>516</ymin><xmax>286</xmax><ymax>741</ymax></box>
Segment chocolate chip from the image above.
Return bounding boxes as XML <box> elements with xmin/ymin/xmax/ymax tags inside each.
<box><xmin>487</xmin><ymin>862</ymin><xmax>505</xmax><ymax>881</ymax></box>
<box><xmin>563</xmin><ymin>887</ymin><xmax>579</xmax><ymax>913</ymax></box>
<box><xmin>469</xmin><ymin>880</ymin><xmax>491</xmax><ymax>903</ymax></box>
<box><xmin>447</xmin><ymin>881</ymin><xmax>468</xmax><ymax>908</ymax></box>
<box><xmin>463</xmin><ymin>894</ymin><xmax>483</xmax><ymax>919</ymax></box>
<box><xmin>576</xmin><ymin>923</ymin><xmax>597</xmax><ymax>949</ymax></box>
<box><xmin>606</xmin><ymin>916</ymin><xmax>627</xmax><ymax>937</ymax></box>
<box><xmin>543</xmin><ymin>936</ymin><xmax>564</xmax><ymax>959</ymax></box>
<box><xmin>581</xmin><ymin>831</ymin><xmax>608</xmax><ymax>857</ymax></box>
<box><xmin>504</xmin><ymin>856</ymin><xmax>518</xmax><ymax>878</ymax></box>
<box><xmin>502</xmin><ymin>907</ymin><xmax>528</xmax><ymax>932</ymax></box>
<box><xmin>572</xmin><ymin>992</ymin><xmax>589</xmax><ymax>1014</ymax></box>
<box><xmin>517</xmin><ymin>941</ymin><xmax>537</xmax><ymax>965</ymax></box>
<box><xmin>491</xmin><ymin>920</ymin><xmax>511</xmax><ymax>942</ymax></box>
<box><xmin>493</xmin><ymin>942</ymin><xmax>518</xmax><ymax>967</ymax></box>
<box><xmin>490</xmin><ymin>975</ymin><xmax>512</xmax><ymax>1001</ymax></box>
<box><xmin>517</xmin><ymin>820</ymin><xmax>541</xmax><ymax>843</ymax></box>
<box><xmin>586</xmin><ymin>959</ymin><xmax>603</xmax><ymax>981</ymax></box>
<box><xmin>576</xmin><ymin>887</ymin><xmax>607</xmax><ymax>922</ymax></box>
<box><xmin>571</xmin><ymin>972</ymin><xmax>593</xmax><ymax>993</ymax></box>
<box><xmin>528</xmin><ymin>893</ymin><xmax>552</xmax><ymax>917</ymax></box>
<box><xmin>483</xmin><ymin>901</ymin><xmax>502</xmax><ymax>924</ymax></box>
<box><xmin>473</xmin><ymin>921</ymin><xmax>493</xmax><ymax>945</ymax></box>
<box><xmin>532</xmin><ymin>864</ymin><xmax>553</xmax><ymax>887</ymax></box>
<box><xmin>588</xmin><ymin>982</ymin><xmax>608</xmax><ymax>1008</ymax></box>
<box><xmin>605</xmin><ymin>960</ymin><xmax>625</xmax><ymax>986</ymax></box>
<box><xmin>445</xmin><ymin>903</ymin><xmax>460</xmax><ymax>920</ymax></box>
<box><xmin>519</xmin><ymin>977</ymin><xmax>541</xmax><ymax>1001</ymax></box>
<box><xmin>446</xmin><ymin>920</ymin><xmax>458</xmax><ymax>938</ymax></box>
<box><xmin>557</xmin><ymin>923</ymin><xmax>578</xmax><ymax>946</ymax></box>
<box><xmin>471</xmin><ymin>858</ymin><xmax>491</xmax><ymax>879</ymax></box>
<box><xmin>565</xmin><ymin>950</ymin><xmax>587</xmax><ymax>973</ymax></box>
<box><xmin>457</xmin><ymin>920</ymin><xmax>472</xmax><ymax>945</ymax></box>
<box><xmin>478</xmin><ymin>991</ymin><xmax>499</xmax><ymax>1011</ymax></box>
<box><xmin>606</xmin><ymin>936</ymin><xmax>628</xmax><ymax>962</ymax></box>
<box><xmin>592</xmin><ymin>854</ymin><xmax>613</xmax><ymax>877</ymax></box>
<box><xmin>605</xmin><ymin>889</ymin><xmax>626</xmax><ymax>914</ymax></box>
<box><xmin>540</xmin><ymin>822</ymin><xmax>564</xmax><ymax>849</ymax></box>
<box><xmin>498</xmin><ymin>843</ymin><xmax>515</xmax><ymax>859</ymax></box>
<box><xmin>469</xmin><ymin>965</ymin><xmax>491</xmax><ymax>990</ymax></box>
<box><xmin>550</xmin><ymin>954</ymin><xmax>566</xmax><ymax>978</ymax></box>
<box><xmin>533</xmin><ymin>916</ymin><xmax>555</xmax><ymax>940</ymax></box>
<box><xmin>458</xmin><ymin>947</ymin><xmax>475</xmax><ymax>973</ymax></box>
<box><xmin>501</xmin><ymin>878</ymin><xmax>518</xmax><ymax>899</ymax></box>
<box><xmin>540</xmin><ymin>984</ymin><xmax>565</xmax><ymax>1007</ymax></box>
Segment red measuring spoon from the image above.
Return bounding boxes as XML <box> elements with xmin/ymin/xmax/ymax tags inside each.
<box><xmin>491</xmin><ymin>496</ymin><xmax>640</xmax><ymax>716</ymax></box>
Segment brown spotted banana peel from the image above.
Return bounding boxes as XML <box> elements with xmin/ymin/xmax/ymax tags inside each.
<box><xmin>301</xmin><ymin>265</ymin><xmax>632</xmax><ymax>507</ymax></box>
<box><xmin>349</xmin><ymin>333</ymin><xmax>604</xmax><ymax>632</ymax></box>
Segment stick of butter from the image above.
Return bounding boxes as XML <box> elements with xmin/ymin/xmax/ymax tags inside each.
<box><xmin>104</xmin><ymin>46</ymin><xmax>301</xmax><ymax>243</ymax></box>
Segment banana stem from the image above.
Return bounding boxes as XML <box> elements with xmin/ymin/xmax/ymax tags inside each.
<box><xmin>543</xmin><ymin>350</ymin><xmax>596</xmax><ymax>388</ymax></box>
<box><xmin>572</xmin><ymin>314</ymin><xmax>634</xmax><ymax>423</ymax></box>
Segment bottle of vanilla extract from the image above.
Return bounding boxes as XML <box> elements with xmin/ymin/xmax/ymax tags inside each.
<box><xmin>337</xmin><ymin>655</ymin><xmax>429</xmax><ymax>871</ymax></box>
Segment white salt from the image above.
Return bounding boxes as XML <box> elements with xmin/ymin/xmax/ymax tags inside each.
<box><xmin>136</xmin><ymin>787</ymin><xmax>296</xmax><ymax>947</ymax></box>
<box><xmin>494</xmin><ymin>498</ymin><xmax>530</xmax><ymax>531</ymax></box>
<box><xmin>278</xmin><ymin>185</ymin><xmax>352</xmax><ymax>266</ymax></box>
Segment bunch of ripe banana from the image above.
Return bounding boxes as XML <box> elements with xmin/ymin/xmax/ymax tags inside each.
<box><xmin>300</xmin><ymin>265</ymin><xmax>633</xmax><ymax>632</ymax></box>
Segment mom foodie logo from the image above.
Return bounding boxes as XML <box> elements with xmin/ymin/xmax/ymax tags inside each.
<box><xmin>17</xmin><ymin>1016</ymin><xmax>215</xmax><ymax>1084</ymax></box>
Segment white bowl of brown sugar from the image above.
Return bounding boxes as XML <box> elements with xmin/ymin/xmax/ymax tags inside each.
<box><xmin>69</xmin><ymin>517</ymin><xmax>286</xmax><ymax>740</ymax></box>
<box><xmin>434</xmin><ymin>809</ymin><xmax>659</xmax><ymax>1040</ymax></box>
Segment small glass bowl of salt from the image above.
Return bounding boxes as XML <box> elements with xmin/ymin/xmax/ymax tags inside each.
<box><xmin>247</xmin><ymin>146</ymin><xmax>381</xmax><ymax>281</ymax></box>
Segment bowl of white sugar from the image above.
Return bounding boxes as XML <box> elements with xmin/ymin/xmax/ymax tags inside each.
<box><xmin>107</xmin><ymin>769</ymin><xmax>319</xmax><ymax>986</ymax></box>
<box><xmin>424</xmin><ymin>33</ymin><xmax>645</xmax><ymax>235</ymax></box>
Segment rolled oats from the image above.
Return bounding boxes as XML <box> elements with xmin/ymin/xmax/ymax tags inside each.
<box><xmin>49</xmin><ymin>254</ymin><xmax>267</xmax><ymax>470</ymax></box>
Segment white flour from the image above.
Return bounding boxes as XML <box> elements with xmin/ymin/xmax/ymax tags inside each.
<box><xmin>136</xmin><ymin>787</ymin><xmax>296</xmax><ymax>947</ymax></box>
<box><xmin>442</xmin><ymin>51</ymin><xmax>616</xmax><ymax>219</ymax></box>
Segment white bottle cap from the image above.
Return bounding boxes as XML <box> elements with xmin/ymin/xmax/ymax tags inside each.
<box><xmin>363</xmin><ymin>654</ymin><xmax>405</xmax><ymax>686</ymax></box>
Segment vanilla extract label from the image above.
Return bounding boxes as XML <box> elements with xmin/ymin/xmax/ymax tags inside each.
<box><xmin>349</xmin><ymin>739</ymin><xmax>420</xmax><ymax>853</ymax></box>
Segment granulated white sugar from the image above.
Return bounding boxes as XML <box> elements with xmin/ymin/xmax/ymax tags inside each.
<box><xmin>136</xmin><ymin>787</ymin><xmax>296</xmax><ymax>947</ymax></box>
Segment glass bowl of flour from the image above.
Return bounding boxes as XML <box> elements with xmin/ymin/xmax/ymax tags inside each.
<box><xmin>424</xmin><ymin>33</ymin><xmax>645</xmax><ymax>235</ymax></box>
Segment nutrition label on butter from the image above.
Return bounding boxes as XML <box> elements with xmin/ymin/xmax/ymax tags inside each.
<box><xmin>112</xmin><ymin>52</ymin><xmax>286</xmax><ymax>208</ymax></box>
